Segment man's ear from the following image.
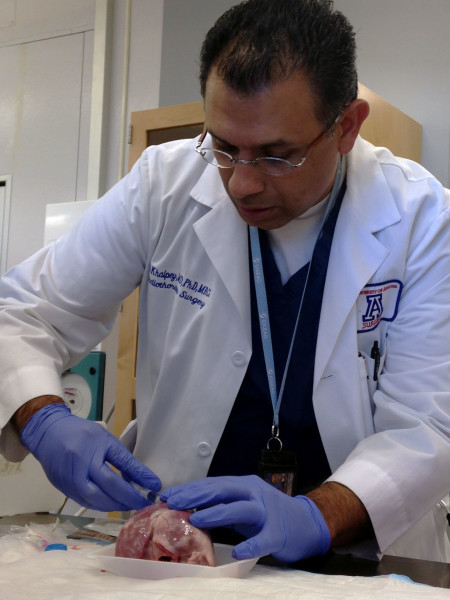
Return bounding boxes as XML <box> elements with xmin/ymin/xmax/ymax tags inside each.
<box><xmin>337</xmin><ymin>99</ymin><xmax>370</xmax><ymax>155</ymax></box>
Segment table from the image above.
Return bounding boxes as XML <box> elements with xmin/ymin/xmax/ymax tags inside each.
<box><xmin>1</xmin><ymin>512</ymin><xmax>449</xmax><ymax>589</ymax></box>
<box><xmin>263</xmin><ymin>552</ymin><xmax>450</xmax><ymax>589</ymax></box>
<box><xmin>210</xmin><ymin>524</ymin><xmax>450</xmax><ymax>589</ymax></box>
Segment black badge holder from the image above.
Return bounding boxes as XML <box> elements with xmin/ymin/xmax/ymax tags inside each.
<box><xmin>258</xmin><ymin>430</ymin><xmax>298</xmax><ymax>496</ymax></box>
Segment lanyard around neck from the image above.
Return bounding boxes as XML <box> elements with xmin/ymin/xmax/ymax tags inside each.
<box><xmin>249</xmin><ymin>156</ymin><xmax>342</xmax><ymax>444</ymax></box>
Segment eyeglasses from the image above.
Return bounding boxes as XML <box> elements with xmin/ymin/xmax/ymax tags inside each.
<box><xmin>195</xmin><ymin>117</ymin><xmax>339</xmax><ymax>177</ymax></box>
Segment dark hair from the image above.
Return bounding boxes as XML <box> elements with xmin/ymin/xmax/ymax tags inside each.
<box><xmin>199</xmin><ymin>0</ymin><xmax>358</xmax><ymax>127</ymax></box>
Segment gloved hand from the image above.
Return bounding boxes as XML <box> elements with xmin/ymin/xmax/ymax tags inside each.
<box><xmin>160</xmin><ymin>475</ymin><xmax>330</xmax><ymax>562</ymax></box>
<box><xmin>20</xmin><ymin>403</ymin><xmax>161</xmax><ymax>511</ymax></box>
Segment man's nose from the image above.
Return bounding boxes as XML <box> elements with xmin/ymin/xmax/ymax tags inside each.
<box><xmin>227</xmin><ymin>162</ymin><xmax>265</xmax><ymax>198</ymax></box>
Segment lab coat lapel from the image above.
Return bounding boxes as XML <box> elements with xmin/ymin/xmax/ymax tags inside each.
<box><xmin>192</xmin><ymin>169</ymin><xmax>250</xmax><ymax>325</ymax></box>
<box><xmin>313</xmin><ymin>139</ymin><xmax>401</xmax><ymax>388</ymax></box>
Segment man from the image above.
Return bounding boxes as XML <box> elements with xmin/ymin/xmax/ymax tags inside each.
<box><xmin>1</xmin><ymin>0</ymin><xmax>449</xmax><ymax>563</ymax></box>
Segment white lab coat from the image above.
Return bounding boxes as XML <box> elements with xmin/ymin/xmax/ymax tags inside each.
<box><xmin>0</xmin><ymin>136</ymin><xmax>449</xmax><ymax>561</ymax></box>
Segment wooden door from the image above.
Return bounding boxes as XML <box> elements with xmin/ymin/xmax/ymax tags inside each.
<box><xmin>112</xmin><ymin>87</ymin><xmax>421</xmax><ymax>439</ymax></box>
<box><xmin>358</xmin><ymin>84</ymin><xmax>421</xmax><ymax>163</ymax></box>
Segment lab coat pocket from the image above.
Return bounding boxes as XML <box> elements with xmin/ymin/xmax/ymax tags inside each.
<box><xmin>358</xmin><ymin>350</ymin><xmax>386</xmax><ymax>409</ymax></box>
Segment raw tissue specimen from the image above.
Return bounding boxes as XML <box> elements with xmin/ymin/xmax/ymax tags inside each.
<box><xmin>115</xmin><ymin>502</ymin><xmax>216</xmax><ymax>566</ymax></box>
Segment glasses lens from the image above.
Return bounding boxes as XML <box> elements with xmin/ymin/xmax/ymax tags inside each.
<box><xmin>213</xmin><ymin>149</ymin><xmax>234</xmax><ymax>168</ymax></box>
<box><xmin>199</xmin><ymin>148</ymin><xmax>234</xmax><ymax>168</ymax></box>
<box><xmin>256</xmin><ymin>158</ymin><xmax>291</xmax><ymax>176</ymax></box>
<box><xmin>196</xmin><ymin>147</ymin><xmax>293</xmax><ymax>175</ymax></box>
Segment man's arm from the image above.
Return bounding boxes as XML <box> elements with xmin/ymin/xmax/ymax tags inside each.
<box><xmin>12</xmin><ymin>395</ymin><xmax>65</xmax><ymax>432</ymax></box>
<box><xmin>307</xmin><ymin>481</ymin><xmax>374</xmax><ymax>547</ymax></box>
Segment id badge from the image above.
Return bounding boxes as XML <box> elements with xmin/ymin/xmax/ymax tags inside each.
<box><xmin>258</xmin><ymin>449</ymin><xmax>298</xmax><ymax>496</ymax></box>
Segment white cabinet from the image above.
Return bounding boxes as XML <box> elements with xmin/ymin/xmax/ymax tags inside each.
<box><xmin>0</xmin><ymin>31</ymin><xmax>93</xmax><ymax>270</ymax></box>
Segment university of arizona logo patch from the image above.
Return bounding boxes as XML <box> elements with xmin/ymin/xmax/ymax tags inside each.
<box><xmin>357</xmin><ymin>280</ymin><xmax>403</xmax><ymax>332</ymax></box>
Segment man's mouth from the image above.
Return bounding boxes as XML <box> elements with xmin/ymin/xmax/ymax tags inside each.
<box><xmin>238</xmin><ymin>205</ymin><xmax>274</xmax><ymax>222</ymax></box>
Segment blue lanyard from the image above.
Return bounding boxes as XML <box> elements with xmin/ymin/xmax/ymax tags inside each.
<box><xmin>250</xmin><ymin>156</ymin><xmax>342</xmax><ymax>443</ymax></box>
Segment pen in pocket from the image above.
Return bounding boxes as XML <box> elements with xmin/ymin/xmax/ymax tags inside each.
<box><xmin>370</xmin><ymin>340</ymin><xmax>381</xmax><ymax>381</ymax></box>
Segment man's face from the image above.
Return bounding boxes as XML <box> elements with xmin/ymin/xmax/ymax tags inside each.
<box><xmin>203</xmin><ymin>69</ymin><xmax>342</xmax><ymax>230</ymax></box>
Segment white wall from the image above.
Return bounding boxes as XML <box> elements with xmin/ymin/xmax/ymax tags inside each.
<box><xmin>159</xmin><ymin>0</ymin><xmax>235</xmax><ymax>107</ymax></box>
<box><xmin>333</xmin><ymin>0</ymin><xmax>450</xmax><ymax>186</ymax></box>
<box><xmin>104</xmin><ymin>0</ymin><xmax>163</xmax><ymax>191</ymax></box>
<box><xmin>0</xmin><ymin>33</ymin><xmax>93</xmax><ymax>268</ymax></box>
<box><xmin>160</xmin><ymin>0</ymin><xmax>450</xmax><ymax>186</ymax></box>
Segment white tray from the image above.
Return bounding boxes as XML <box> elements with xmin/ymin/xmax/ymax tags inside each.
<box><xmin>93</xmin><ymin>542</ymin><xmax>259</xmax><ymax>580</ymax></box>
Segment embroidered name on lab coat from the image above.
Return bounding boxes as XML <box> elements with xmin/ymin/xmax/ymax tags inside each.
<box><xmin>357</xmin><ymin>280</ymin><xmax>403</xmax><ymax>332</ymax></box>
<box><xmin>149</xmin><ymin>266</ymin><xmax>212</xmax><ymax>310</ymax></box>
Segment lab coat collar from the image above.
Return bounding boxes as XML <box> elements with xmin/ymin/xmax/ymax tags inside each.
<box><xmin>346</xmin><ymin>136</ymin><xmax>401</xmax><ymax>234</ymax></box>
<box><xmin>190</xmin><ymin>163</ymin><xmax>229</xmax><ymax>209</ymax></box>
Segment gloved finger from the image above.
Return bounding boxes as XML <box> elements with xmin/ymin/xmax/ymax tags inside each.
<box><xmin>65</xmin><ymin>442</ymin><xmax>152</xmax><ymax>511</ymax></box>
<box><xmin>89</xmin><ymin>462</ymin><xmax>155</xmax><ymax>511</ymax></box>
<box><xmin>55</xmin><ymin>485</ymin><xmax>91</xmax><ymax>512</ymax></box>
<box><xmin>46</xmin><ymin>466</ymin><xmax>131</xmax><ymax>513</ymax></box>
<box><xmin>162</xmin><ymin>476</ymin><xmax>254</xmax><ymax>509</ymax></box>
<box><xmin>189</xmin><ymin>500</ymin><xmax>265</xmax><ymax>530</ymax></box>
<box><xmin>105</xmin><ymin>440</ymin><xmax>161</xmax><ymax>492</ymax></box>
<box><xmin>73</xmin><ymin>477</ymin><xmax>148</xmax><ymax>512</ymax></box>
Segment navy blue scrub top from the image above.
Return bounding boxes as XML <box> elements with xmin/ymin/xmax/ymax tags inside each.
<box><xmin>208</xmin><ymin>180</ymin><xmax>346</xmax><ymax>494</ymax></box>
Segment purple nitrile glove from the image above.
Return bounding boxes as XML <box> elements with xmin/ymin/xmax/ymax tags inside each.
<box><xmin>161</xmin><ymin>474</ymin><xmax>330</xmax><ymax>562</ymax></box>
<box><xmin>20</xmin><ymin>403</ymin><xmax>161</xmax><ymax>511</ymax></box>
